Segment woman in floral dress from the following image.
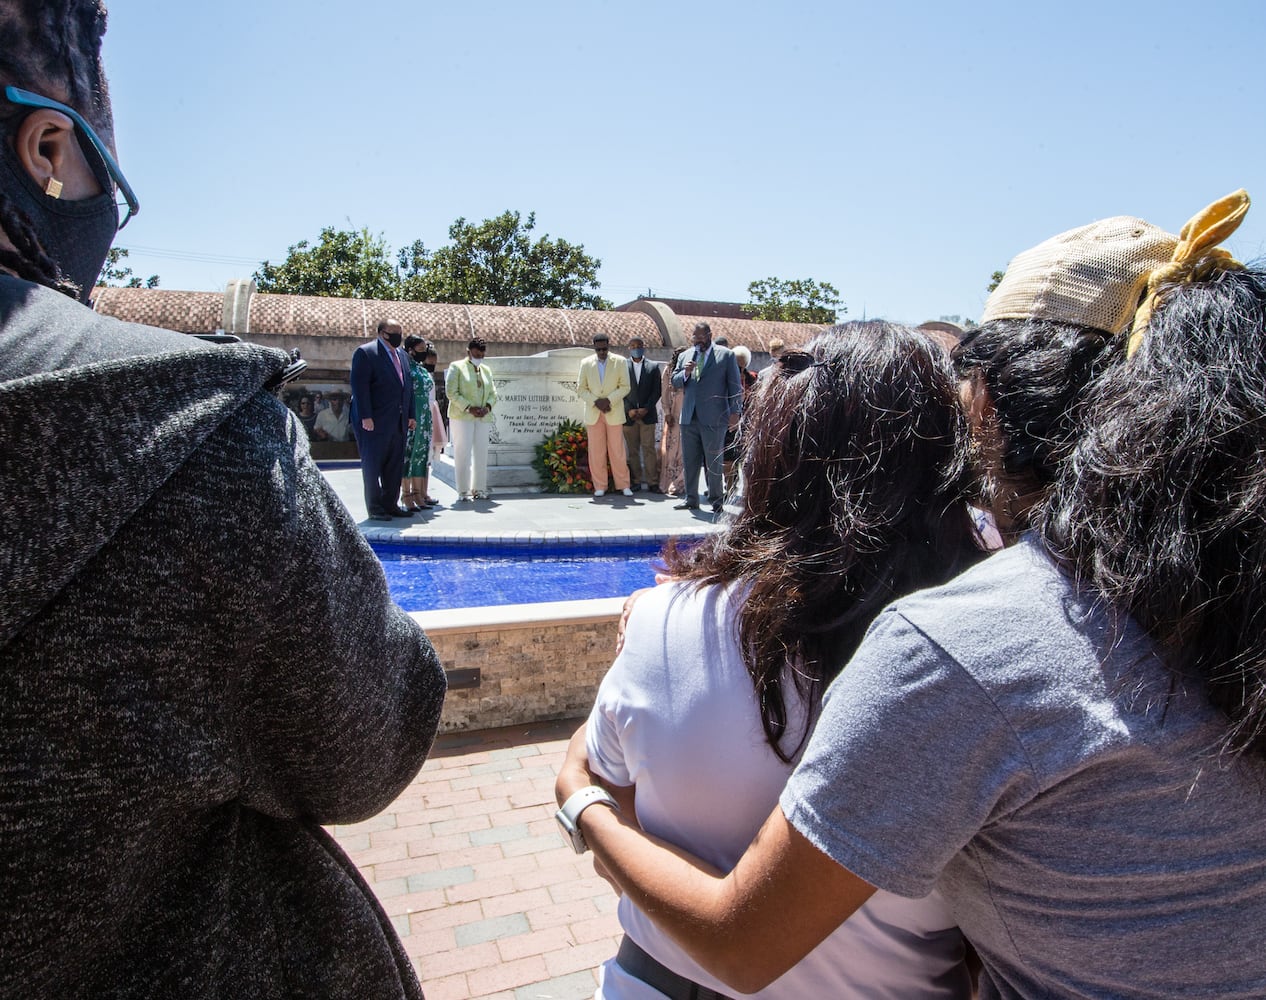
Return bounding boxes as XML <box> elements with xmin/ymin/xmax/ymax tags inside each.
<box><xmin>401</xmin><ymin>336</ymin><xmax>440</xmax><ymax>511</ymax></box>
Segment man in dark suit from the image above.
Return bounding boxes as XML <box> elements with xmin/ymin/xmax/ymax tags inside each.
<box><xmin>350</xmin><ymin>318</ymin><xmax>415</xmax><ymax>520</ymax></box>
<box><xmin>623</xmin><ymin>335</ymin><xmax>662</xmax><ymax>492</ymax></box>
<box><xmin>671</xmin><ymin>321</ymin><xmax>743</xmax><ymax>513</ymax></box>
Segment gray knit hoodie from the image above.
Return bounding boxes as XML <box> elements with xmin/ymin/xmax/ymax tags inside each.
<box><xmin>0</xmin><ymin>276</ymin><xmax>446</xmax><ymax>998</ymax></box>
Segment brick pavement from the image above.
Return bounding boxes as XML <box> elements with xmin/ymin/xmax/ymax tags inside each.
<box><xmin>330</xmin><ymin>718</ymin><xmax>620</xmax><ymax>1000</ymax></box>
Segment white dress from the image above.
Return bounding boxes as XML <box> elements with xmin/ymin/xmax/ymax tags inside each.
<box><xmin>586</xmin><ymin>582</ymin><xmax>970</xmax><ymax>1000</ymax></box>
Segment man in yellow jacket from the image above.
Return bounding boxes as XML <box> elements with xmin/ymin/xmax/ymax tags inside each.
<box><xmin>577</xmin><ymin>334</ymin><xmax>633</xmax><ymax>498</ymax></box>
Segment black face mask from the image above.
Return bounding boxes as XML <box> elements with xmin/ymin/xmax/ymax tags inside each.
<box><xmin>0</xmin><ymin>132</ymin><xmax>118</xmax><ymax>304</ymax></box>
<box><xmin>423</xmin><ymin>363</ymin><xmax>436</xmax><ymax>373</ymax></box>
<box><xmin>383</xmin><ymin>331</ymin><xmax>403</xmax><ymax>348</ymax></box>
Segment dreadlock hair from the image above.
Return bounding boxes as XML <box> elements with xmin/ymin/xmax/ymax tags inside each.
<box><xmin>661</xmin><ymin>321</ymin><xmax>983</xmax><ymax>761</ymax></box>
<box><xmin>1041</xmin><ymin>263</ymin><xmax>1266</xmax><ymax>761</ymax></box>
<box><xmin>0</xmin><ymin>0</ymin><xmax>111</xmax><ymax>293</ymax></box>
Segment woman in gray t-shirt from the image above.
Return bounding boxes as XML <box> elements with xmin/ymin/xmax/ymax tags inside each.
<box><xmin>557</xmin><ymin>194</ymin><xmax>1266</xmax><ymax>999</ymax></box>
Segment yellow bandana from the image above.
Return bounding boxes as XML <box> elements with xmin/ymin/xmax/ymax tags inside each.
<box><xmin>1127</xmin><ymin>189</ymin><xmax>1251</xmax><ymax>358</ymax></box>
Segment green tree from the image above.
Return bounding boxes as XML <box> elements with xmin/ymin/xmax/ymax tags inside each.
<box><xmin>398</xmin><ymin>211</ymin><xmax>611</xmax><ymax>309</ymax></box>
<box><xmin>743</xmin><ymin>277</ymin><xmax>843</xmax><ymax>324</ymax></box>
<box><xmin>254</xmin><ymin>226</ymin><xmax>399</xmax><ymax>299</ymax></box>
<box><xmin>97</xmin><ymin>247</ymin><xmax>159</xmax><ymax>289</ymax></box>
<box><xmin>987</xmin><ymin>269</ymin><xmax>1005</xmax><ymax>293</ymax></box>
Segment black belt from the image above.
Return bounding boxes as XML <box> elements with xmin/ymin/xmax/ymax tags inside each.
<box><xmin>616</xmin><ymin>937</ymin><xmax>735</xmax><ymax>1000</ymax></box>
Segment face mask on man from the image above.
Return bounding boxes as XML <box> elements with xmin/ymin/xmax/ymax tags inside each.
<box><xmin>383</xmin><ymin>331</ymin><xmax>402</xmax><ymax>348</ymax></box>
<box><xmin>0</xmin><ymin>133</ymin><xmax>118</xmax><ymax>304</ymax></box>
<box><xmin>630</xmin><ymin>348</ymin><xmax>645</xmax><ymax>360</ymax></box>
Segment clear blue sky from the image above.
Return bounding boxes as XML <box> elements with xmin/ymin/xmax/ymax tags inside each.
<box><xmin>100</xmin><ymin>0</ymin><xmax>1266</xmax><ymax>326</ymax></box>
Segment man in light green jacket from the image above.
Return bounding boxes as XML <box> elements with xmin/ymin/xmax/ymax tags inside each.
<box><xmin>445</xmin><ymin>337</ymin><xmax>497</xmax><ymax>500</ymax></box>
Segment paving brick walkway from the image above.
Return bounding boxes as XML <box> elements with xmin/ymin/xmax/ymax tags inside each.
<box><xmin>330</xmin><ymin>718</ymin><xmax>619</xmax><ymax>1000</ymax></box>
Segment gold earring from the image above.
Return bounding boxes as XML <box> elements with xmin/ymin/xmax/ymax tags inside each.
<box><xmin>44</xmin><ymin>177</ymin><xmax>64</xmax><ymax>199</ymax></box>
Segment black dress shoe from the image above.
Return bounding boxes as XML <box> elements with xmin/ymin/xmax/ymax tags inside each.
<box><xmin>712</xmin><ymin>502</ymin><xmax>724</xmax><ymax>514</ymax></box>
<box><xmin>368</xmin><ymin>511</ymin><xmax>392</xmax><ymax>522</ymax></box>
<box><xmin>674</xmin><ymin>500</ymin><xmax>699</xmax><ymax>510</ymax></box>
<box><xmin>386</xmin><ymin>506</ymin><xmax>413</xmax><ymax>517</ymax></box>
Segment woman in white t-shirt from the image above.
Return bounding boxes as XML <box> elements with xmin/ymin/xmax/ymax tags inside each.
<box><xmin>581</xmin><ymin>322</ymin><xmax>984</xmax><ymax>998</ymax></box>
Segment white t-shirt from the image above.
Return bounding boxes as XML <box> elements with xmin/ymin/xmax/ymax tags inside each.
<box><xmin>587</xmin><ymin>582</ymin><xmax>969</xmax><ymax>999</ymax></box>
<box><xmin>313</xmin><ymin>406</ymin><xmax>350</xmax><ymax>442</ymax></box>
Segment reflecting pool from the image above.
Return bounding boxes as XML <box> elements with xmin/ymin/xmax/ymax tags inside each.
<box><xmin>372</xmin><ymin>540</ymin><xmax>666</xmax><ymax>612</ymax></box>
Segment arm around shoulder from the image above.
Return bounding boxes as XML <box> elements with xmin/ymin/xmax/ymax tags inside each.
<box><xmin>556</xmin><ymin>723</ymin><xmax>874</xmax><ymax>994</ymax></box>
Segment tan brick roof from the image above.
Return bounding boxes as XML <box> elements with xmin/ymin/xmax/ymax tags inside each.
<box><xmin>91</xmin><ymin>287</ymin><xmax>222</xmax><ymax>334</ymax></box>
<box><xmin>90</xmin><ymin>288</ymin><xmax>826</xmax><ymax>353</ymax></box>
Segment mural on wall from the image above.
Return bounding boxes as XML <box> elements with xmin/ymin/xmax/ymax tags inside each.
<box><xmin>281</xmin><ymin>384</ymin><xmax>354</xmax><ymax>447</ymax></box>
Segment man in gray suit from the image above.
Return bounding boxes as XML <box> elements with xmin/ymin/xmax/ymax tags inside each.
<box><xmin>671</xmin><ymin>321</ymin><xmax>743</xmax><ymax>513</ymax></box>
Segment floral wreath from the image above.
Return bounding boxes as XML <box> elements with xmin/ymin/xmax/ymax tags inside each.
<box><xmin>533</xmin><ymin>418</ymin><xmax>593</xmax><ymax>494</ymax></box>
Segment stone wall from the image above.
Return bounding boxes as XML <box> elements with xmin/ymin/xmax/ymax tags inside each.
<box><xmin>412</xmin><ymin>598</ymin><xmax>623</xmax><ymax>733</ymax></box>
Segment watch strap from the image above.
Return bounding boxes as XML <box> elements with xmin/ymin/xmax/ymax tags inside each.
<box><xmin>556</xmin><ymin>785</ymin><xmax>619</xmax><ymax>853</ymax></box>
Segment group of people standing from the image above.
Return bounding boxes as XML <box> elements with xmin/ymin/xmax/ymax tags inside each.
<box><xmin>580</xmin><ymin>322</ymin><xmax>753</xmax><ymax>511</ymax></box>
<box><xmin>354</xmin><ymin>320</ymin><xmax>763</xmax><ymax>516</ymax></box>
<box><xmin>348</xmin><ymin>320</ymin><xmax>447</xmax><ymax>520</ymax></box>
<box><xmin>351</xmin><ymin>328</ymin><xmax>507</xmax><ymax>517</ymax></box>
<box><xmin>576</xmin><ymin>332</ymin><xmax>662</xmax><ymax>497</ymax></box>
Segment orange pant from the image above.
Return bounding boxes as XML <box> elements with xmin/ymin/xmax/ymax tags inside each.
<box><xmin>587</xmin><ymin>420</ymin><xmax>630</xmax><ymax>491</ymax></box>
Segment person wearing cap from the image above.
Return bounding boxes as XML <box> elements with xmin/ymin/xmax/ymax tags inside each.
<box><xmin>557</xmin><ymin>191</ymin><xmax>1266</xmax><ymax>998</ymax></box>
<box><xmin>445</xmin><ymin>337</ymin><xmax>497</xmax><ymax>501</ymax></box>
<box><xmin>622</xmin><ymin>335</ymin><xmax>662</xmax><ymax>492</ymax></box>
<box><xmin>578</xmin><ymin>333</ymin><xmax>633</xmax><ymax>498</ymax></box>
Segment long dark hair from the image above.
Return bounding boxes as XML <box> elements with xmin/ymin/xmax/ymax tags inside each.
<box><xmin>951</xmin><ymin>319</ymin><xmax>1121</xmax><ymax>528</ymax></box>
<box><xmin>663</xmin><ymin>321</ymin><xmax>982</xmax><ymax>761</ymax></box>
<box><xmin>1041</xmin><ymin>264</ymin><xmax>1266</xmax><ymax>760</ymax></box>
<box><xmin>0</xmin><ymin>0</ymin><xmax>111</xmax><ymax>293</ymax></box>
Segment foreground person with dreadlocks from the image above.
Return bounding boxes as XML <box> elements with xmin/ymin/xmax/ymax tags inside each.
<box><xmin>0</xmin><ymin>3</ymin><xmax>445</xmax><ymax>997</ymax></box>
<box><xmin>557</xmin><ymin>191</ymin><xmax>1266</xmax><ymax>998</ymax></box>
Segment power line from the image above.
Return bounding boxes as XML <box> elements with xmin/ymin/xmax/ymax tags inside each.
<box><xmin>116</xmin><ymin>244</ymin><xmax>264</xmax><ymax>266</ymax></box>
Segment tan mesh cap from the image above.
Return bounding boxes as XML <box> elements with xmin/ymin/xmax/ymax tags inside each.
<box><xmin>982</xmin><ymin>216</ymin><xmax>1178</xmax><ymax>335</ymax></box>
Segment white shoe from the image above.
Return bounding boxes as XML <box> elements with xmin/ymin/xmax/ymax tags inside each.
<box><xmin>593</xmin><ymin>490</ymin><xmax>606</xmax><ymax>498</ymax></box>
<box><xmin>622</xmin><ymin>488</ymin><xmax>634</xmax><ymax>497</ymax></box>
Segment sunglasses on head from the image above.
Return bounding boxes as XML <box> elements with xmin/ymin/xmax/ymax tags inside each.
<box><xmin>4</xmin><ymin>85</ymin><xmax>140</xmax><ymax>229</ymax></box>
<box><xmin>777</xmin><ymin>350</ymin><xmax>817</xmax><ymax>374</ymax></box>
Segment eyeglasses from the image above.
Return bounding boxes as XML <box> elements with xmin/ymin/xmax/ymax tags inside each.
<box><xmin>4</xmin><ymin>85</ymin><xmax>140</xmax><ymax>229</ymax></box>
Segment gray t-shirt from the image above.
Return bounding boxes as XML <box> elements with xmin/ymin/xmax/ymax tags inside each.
<box><xmin>781</xmin><ymin>537</ymin><xmax>1266</xmax><ymax>999</ymax></box>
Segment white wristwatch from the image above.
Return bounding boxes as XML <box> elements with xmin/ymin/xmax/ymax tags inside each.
<box><xmin>555</xmin><ymin>786</ymin><xmax>620</xmax><ymax>854</ymax></box>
